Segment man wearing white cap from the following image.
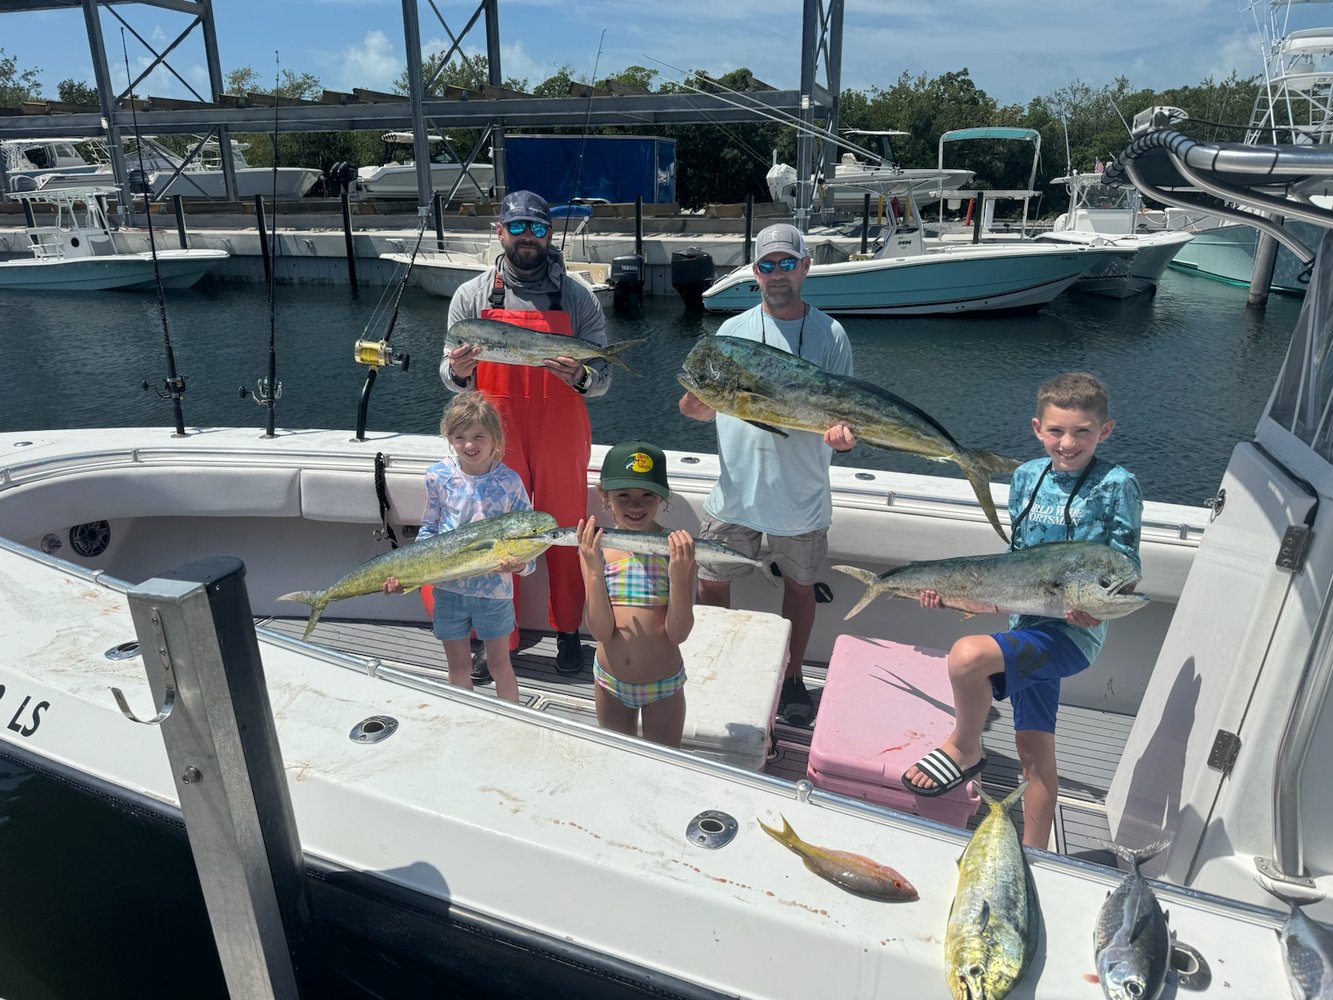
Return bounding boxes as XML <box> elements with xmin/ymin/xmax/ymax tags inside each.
<box><xmin>679</xmin><ymin>223</ymin><xmax>856</xmax><ymax>725</ymax></box>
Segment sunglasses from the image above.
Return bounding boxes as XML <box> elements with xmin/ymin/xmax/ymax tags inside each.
<box><xmin>505</xmin><ymin>220</ymin><xmax>551</xmax><ymax>239</ymax></box>
<box><xmin>755</xmin><ymin>256</ymin><xmax>801</xmax><ymax>274</ymax></box>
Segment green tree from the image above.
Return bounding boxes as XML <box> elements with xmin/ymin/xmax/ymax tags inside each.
<box><xmin>0</xmin><ymin>48</ymin><xmax>42</xmax><ymax>107</ymax></box>
<box><xmin>56</xmin><ymin>79</ymin><xmax>99</xmax><ymax>106</ymax></box>
<box><xmin>224</xmin><ymin>66</ymin><xmax>322</xmax><ymax>100</ymax></box>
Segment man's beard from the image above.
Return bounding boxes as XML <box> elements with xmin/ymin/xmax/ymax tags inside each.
<box><xmin>504</xmin><ymin>241</ymin><xmax>546</xmax><ymax>271</ymax></box>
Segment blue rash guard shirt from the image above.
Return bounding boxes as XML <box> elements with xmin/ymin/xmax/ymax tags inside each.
<box><xmin>1006</xmin><ymin>455</ymin><xmax>1143</xmax><ymax>663</ymax></box>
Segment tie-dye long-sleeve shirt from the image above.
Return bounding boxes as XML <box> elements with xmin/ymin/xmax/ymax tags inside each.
<box><xmin>419</xmin><ymin>456</ymin><xmax>535</xmax><ymax>599</ymax></box>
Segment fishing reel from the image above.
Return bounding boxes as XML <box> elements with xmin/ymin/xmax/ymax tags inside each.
<box><xmin>143</xmin><ymin>374</ymin><xmax>186</xmax><ymax>400</ymax></box>
<box><xmin>354</xmin><ymin>338</ymin><xmax>410</xmax><ymax>372</ymax></box>
<box><xmin>238</xmin><ymin>377</ymin><xmax>283</xmax><ymax>404</ymax></box>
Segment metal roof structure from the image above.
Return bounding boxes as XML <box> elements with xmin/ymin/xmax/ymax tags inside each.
<box><xmin>0</xmin><ymin>0</ymin><xmax>847</xmax><ymax>228</ymax></box>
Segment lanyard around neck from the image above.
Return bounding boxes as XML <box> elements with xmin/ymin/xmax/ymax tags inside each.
<box><xmin>1009</xmin><ymin>459</ymin><xmax>1097</xmax><ymax>548</ymax></box>
<box><xmin>761</xmin><ymin>305</ymin><xmax>807</xmax><ymax>358</ymax></box>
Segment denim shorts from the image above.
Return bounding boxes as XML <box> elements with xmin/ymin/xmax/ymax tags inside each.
<box><xmin>431</xmin><ymin>588</ymin><xmax>515</xmax><ymax>641</ymax></box>
<box><xmin>695</xmin><ymin>519</ymin><xmax>828</xmax><ymax>585</ymax></box>
<box><xmin>988</xmin><ymin>625</ymin><xmax>1090</xmax><ymax>734</ymax></box>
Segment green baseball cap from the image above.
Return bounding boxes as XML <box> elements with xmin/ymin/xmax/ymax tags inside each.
<box><xmin>600</xmin><ymin>441</ymin><xmax>670</xmax><ymax>498</ymax></box>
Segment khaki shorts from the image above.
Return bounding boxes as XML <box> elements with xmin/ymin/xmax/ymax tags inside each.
<box><xmin>696</xmin><ymin>518</ymin><xmax>828</xmax><ymax>585</ymax></box>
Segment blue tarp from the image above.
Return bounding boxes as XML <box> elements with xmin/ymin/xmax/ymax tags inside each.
<box><xmin>505</xmin><ymin>135</ymin><xmax>676</xmax><ymax>204</ymax></box>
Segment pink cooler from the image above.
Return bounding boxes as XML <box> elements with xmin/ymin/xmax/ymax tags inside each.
<box><xmin>808</xmin><ymin>635</ymin><xmax>981</xmax><ymax>828</ymax></box>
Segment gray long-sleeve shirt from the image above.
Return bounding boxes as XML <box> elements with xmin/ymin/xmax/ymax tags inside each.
<box><xmin>440</xmin><ymin>250</ymin><xmax>611</xmax><ymax>398</ymax></box>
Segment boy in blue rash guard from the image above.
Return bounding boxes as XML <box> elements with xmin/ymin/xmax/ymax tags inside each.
<box><xmin>903</xmin><ymin>371</ymin><xmax>1142</xmax><ymax>848</ymax></box>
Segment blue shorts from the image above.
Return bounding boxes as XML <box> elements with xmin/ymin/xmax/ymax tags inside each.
<box><xmin>988</xmin><ymin>626</ymin><xmax>1090</xmax><ymax>734</ymax></box>
<box><xmin>431</xmin><ymin>588</ymin><xmax>515</xmax><ymax>642</ymax></box>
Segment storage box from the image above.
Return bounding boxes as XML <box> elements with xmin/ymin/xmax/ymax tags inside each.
<box><xmin>677</xmin><ymin>606</ymin><xmax>791</xmax><ymax>770</ymax></box>
<box><xmin>808</xmin><ymin>636</ymin><xmax>981</xmax><ymax>828</ymax></box>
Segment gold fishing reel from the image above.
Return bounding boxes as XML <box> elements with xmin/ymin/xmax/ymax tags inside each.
<box><xmin>354</xmin><ymin>338</ymin><xmax>410</xmax><ymax>372</ymax></box>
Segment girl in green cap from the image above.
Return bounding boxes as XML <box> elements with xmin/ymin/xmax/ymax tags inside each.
<box><xmin>577</xmin><ymin>441</ymin><xmax>696</xmax><ymax>746</ymax></box>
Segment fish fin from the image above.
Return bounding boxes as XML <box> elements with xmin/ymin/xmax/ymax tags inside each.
<box><xmin>957</xmin><ymin>448</ymin><xmax>1013</xmax><ymax>544</ymax></box>
<box><xmin>1096</xmin><ymin>837</ymin><xmax>1171</xmax><ymax>870</ymax></box>
<box><xmin>277</xmin><ymin>590</ymin><xmax>329</xmax><ymax>640</ymax></box>
<box><xmin>978</xmin><ymin>900</ymin><xmax>991</xmax><ymax>931</ymax></box>
<box><xmin>831</xmin><ymin>565</ymin><xmax>883</xmax><ymax>619</ymax></box>
<box><xmin>602</xmin><ymin>339</ymin><xmax>646</xmax><ymax>376</ymax></box>
<box><xmin>743</xmin><ymin>418</ymin><xmax>789</xmax><ymax>436</ymax></box>
<box><xmin>1129</xmin><ymin>908</ymin><xmax>1156</xmax><ymax>944</ymax></box>
<box><xmin>757</xmin><ymin>816</ymin><xmax>786</xmax><ymax>845</ymax></box>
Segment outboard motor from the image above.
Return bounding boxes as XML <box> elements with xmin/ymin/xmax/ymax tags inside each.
<box><xmin>671</xmin><ymin>248</ymin><xmax>714</xmax><ymax>311</ymax></box>
<box><xmin>610</xmin><ymin>252</ymin><xmax>645</xmax><ymax>316</ymax></box>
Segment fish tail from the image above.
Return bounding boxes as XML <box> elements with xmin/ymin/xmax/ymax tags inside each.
<box><xmin>979</xmin><ymin>779</ymin><xmax>1028</xmax><ymax>813</ymax></box>
<box><xmin>603</xmin><ymin>339</ymin><xmax>646</xmax><ymax>376</ymax></box>
<box><xmin>1098</xmin><ymin>837</ymin><xmax>1170</xmax><ymax>871</ymax></box>
<box><xmin>277</xmin><ymin>589</ymin><xmax>329</xmax><ymax>640</ymax></box>
<box><xmin>757</xmin><ymin>815</ymin><xmax>799</xmax><ymax>851</ymax></box>
<box><xmin>957</xmin><ymin>449</ymin><xmax>1013</xmax><ymax>544</ymax></box>
<box><xmin>832</xmin><ymin>565</ymin><xmax>885</xmax><ymax>619</ymax></box>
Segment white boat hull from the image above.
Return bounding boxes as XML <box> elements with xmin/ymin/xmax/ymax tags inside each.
<box><xmin>1038</xmin><ymin>230</ymin><xmax>1195</xmax><ymax>298</ymax></box>
<box><xmin>0</xmin><ymin>425</ymin><xmax>1296</xmax><ymax>998</ymax></box>
<box><xmin>384</xmin><ymin>250</ymin><xmax>614</xmax><ymax>310</ymax></box>
<box><xmin>702</xmin><ymin>243</ymin><xmax>1131</xmax><ymax>316</ymax></box>
<box><xmin>0</xmin><ymin>248</ymin><xmax>228</xmax><ymax>290</ymax></box>
<box><xmin>355</xmin><ymin>162</ymin><xmax>494</xmax><ymax>200</ymax></box>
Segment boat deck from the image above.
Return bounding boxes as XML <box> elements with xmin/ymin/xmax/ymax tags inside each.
<box><xmin>261</xmin><ymin>617</ymin><xmax>1127</xmax><ymax>863</ymax></box>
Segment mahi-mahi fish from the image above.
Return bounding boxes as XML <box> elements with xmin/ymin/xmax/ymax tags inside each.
<box><xmin>945</xmin><ymin>781</ymin><xmax>1040</xmax><ymax>1000</ymax></box>
<box><xmin>279</xmin><ymin>510</ymin><xmax>557</xmax><ymax>639</ymax></box>
<box><xmin>678</xmin><ymin>335</ymin><xmax>1021</xmax><ymax>542</ymax></box>
<box><xmin>1264</xmin><ymin>885</ymin><xmax>1333</xmax><ymax>999</ymax></box>
<box><xmin>1093</xmin><ymin>840</ymin><xmax>1172</xmax><ymax>1000</ymax></box>
<box><xmin>528</xmin><ymin>525</ymin><xmax>777</xmax><ymax>584</ymax></box>
<box><xmin>446</xmin><ymin>317</ymin><xmax>646</xmax><ymax>375</ymax></box>
<box><xmin>757</xmin><ymin>815</ymin><xmax>917</xmax><ymax>901</ymax></box>
<box><xmin>833</xmin><ymin>540</ymin><xmax>1147</xmax><ymax>621</ymax></box>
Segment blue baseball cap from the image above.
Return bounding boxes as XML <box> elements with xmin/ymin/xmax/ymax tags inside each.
<box><xmin>499</xmin><ymin>190</ymin><xmax>552</xmax><ymax>226</ymax></box>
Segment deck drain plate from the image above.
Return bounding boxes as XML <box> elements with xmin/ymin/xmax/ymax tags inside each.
<box><xmin>686</xmin><ymin>810</ymin><xmax>738</xmax><ymax>849</ymax></box>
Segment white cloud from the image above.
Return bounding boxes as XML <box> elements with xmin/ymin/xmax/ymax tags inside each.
<box><xmin>337</xmin><ymin>30</ymin><xmax>402</xmax><ymax>92</ymax></box>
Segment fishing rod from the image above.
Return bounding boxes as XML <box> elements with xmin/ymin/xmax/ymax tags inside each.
<box><xmin>645</xmin><ymin>54</ymin><xmax>879</xmax><ymax>163</ymax></box>
<box><xmin>561</xmin><ymin>28</ymin><xmax>607</xmax><ymax>249</ymax></box>
<box><xmin>122</xmin><ymin>29</ymin><xmax>187</xmax><ymax>436</ymax></box>
<box><xmin>351</xmin><ymin>205</ymin><xmax>430</xmax><ymax>441</ymax></box>
<box><xmin>249</xmin><ymin>51</ymin><xmax>283</xmax><ymax>437</ymax></box>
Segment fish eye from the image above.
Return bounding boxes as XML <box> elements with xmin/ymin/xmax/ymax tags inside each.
<box><xmin>1098</xmin><ymin>575</ymin><xmax>1112</xmax><ymax>588</ymax></box>
<box><xmin>1124</xmin><ymin>980</ymin><xmax>1145</xmax><ymax>997</ymax></box>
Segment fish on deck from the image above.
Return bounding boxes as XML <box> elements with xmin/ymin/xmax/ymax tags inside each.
<box><xmin>678</xmin><ymin>335</ymin><xmax>1020</xmax><ymax>542</ymax></box>
<box><xmin>1093</xmin><ymin>840</ymin><xmax>1172</xmax><ymax>1000</ymax></box>
<box><xmin>945</xmin><ymin>781</ymin><xmax>1040</xmax><ymax>1000</ymax></box>
<box><xmin>279</xmin><ymin>510</ymin><xmax>557</xmax><ymax>639</ymax></box>
<box><xmin>757</xmin><ymin>815</ymin><xmax>917</xmax><ymax>901</ymax></box>
<box><xmin>532</xmin><ymin>525</ymin><xmax>778</xmax><ymax>585</ymax></box>
<box><xmin>446</xmin><ymin>317</ymin><xmax>645</xmax><ymax>375</ymax></box>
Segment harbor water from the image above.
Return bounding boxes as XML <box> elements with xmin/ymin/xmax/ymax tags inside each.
<box><xmin>0</xmin><ymin>268</ymin><xmax>1304</xmax><ymax>506</ymax></box>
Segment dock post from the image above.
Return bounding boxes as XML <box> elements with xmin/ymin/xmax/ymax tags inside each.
<box><xmin>255</xmin><ymin>194</ymin><xmax>272</xmax><ymax>285</ymax></box>
<box><xmin>434</xmin><ymin>191</ymin><xmax>446</xmax><ymax>251</ymax></box>
<box><xmin>860</xmin><ymin>194</ymin><xmax>871</xmax><ymax>255</ymax></box>
<box><xmin>971</xmin><ymin>193</ymin><xmax>985</xmax><ymax>244</ymax></box>
<box><xmin>744</xmin><ymin>195</ymin><xmax>754</xmax><ymax>264</ymax></box>
<box><xmin>635</xmin><ymin>195</ymin><xmax>644</xmax><ymax>258</ymax></box>
<box><xmin>173</xmin><ymin>195</ymin><xmax>188</xmax><ymax>249</ymax></box>
<box><xmin>1249</xmin><ymin>216</ymin><xmax>1281</xmax><ymax>308</ymax></box>
<box><xmin>340</xmin><ymin>192</ymin><xmax>359</xmax><ymax>296</ymax></box>
<box><xmin>123</xmin><ymin>557</ymin><xmax>319</xmax><ymax>999</ymax></box>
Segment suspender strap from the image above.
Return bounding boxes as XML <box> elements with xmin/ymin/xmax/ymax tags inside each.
<box><xmin>374</xmin><ymin>452</ymin><xmax>399</xmax><ymax>549</ymax></box>
<box><xmin>488</xmin><ymin>264</ymin><xmax>564</xmax><ymax>313</ymax></box>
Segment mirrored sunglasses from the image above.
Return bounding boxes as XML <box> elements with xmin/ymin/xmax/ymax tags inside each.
<box><xmin>755</xmin><ymin>256</ymin><xmax>801</xmax><ymax>274</ymax></box>
<box><xmin>506</xmin><ymin>220</ymin><xmax>550</xmax><ymax>238</ymax></box>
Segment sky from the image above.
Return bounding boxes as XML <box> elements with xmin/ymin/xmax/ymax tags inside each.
<box><xmin>0</xmin><ymin>0</ymin><xmax>1322</xmax><ymax>111</ymax></box>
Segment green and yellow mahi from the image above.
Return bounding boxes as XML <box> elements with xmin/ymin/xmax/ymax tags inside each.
<box><xmin>678</xmin><ymin>336</ymin><xmax>1021</xmax><ymax>542</ymax></box>
<box><xmin>945</xmin><ymin>781</ymin><xmax>1040</xmax><ymax>1000</ymax></box>
<box><xmin>279</xmin><ymin>510</ymin><xmax>557</xmax><ymax>639</ymax></box>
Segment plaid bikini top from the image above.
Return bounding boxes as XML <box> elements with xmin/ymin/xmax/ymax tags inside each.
<box><xmin>603</xmin><ymin>553</ymin><xmax>670</xmax><ymax>607</ymax></box>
